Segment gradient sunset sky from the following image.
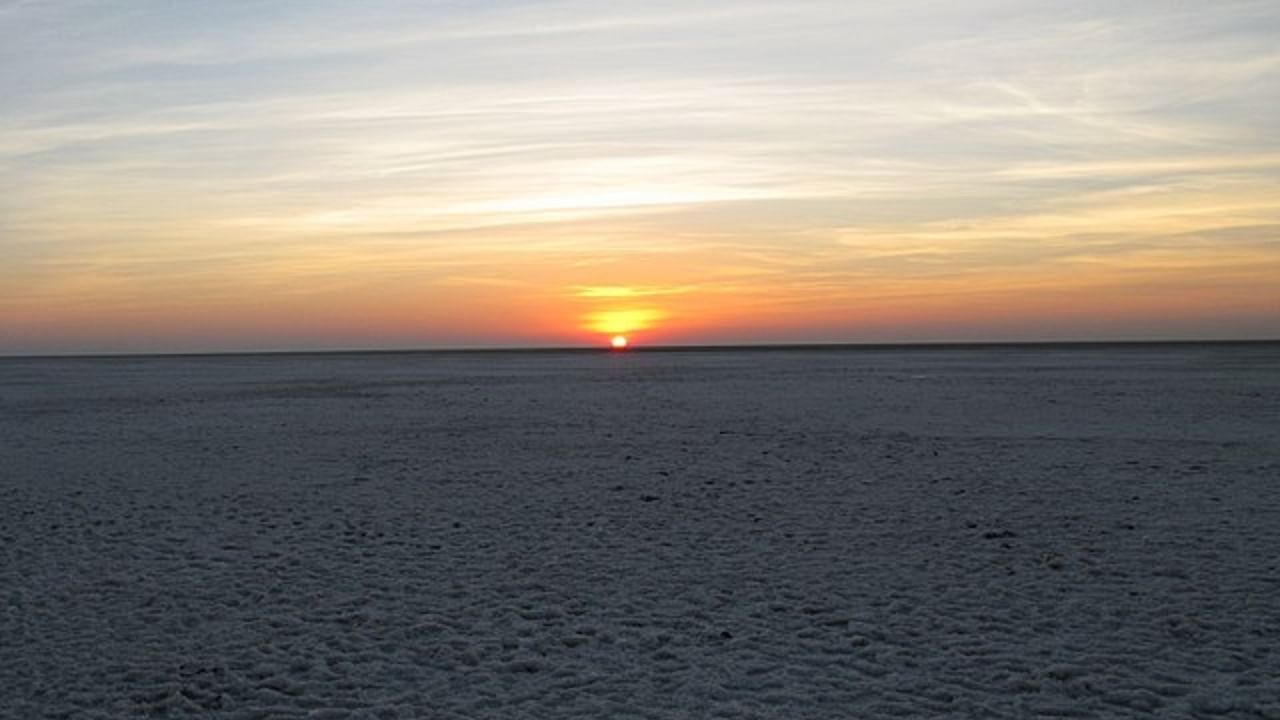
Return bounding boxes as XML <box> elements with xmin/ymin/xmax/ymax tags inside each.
<box><xmin>3</xmin><ymin>1</ymin><xmax>1278</xmax><ymax>354</ymax></box>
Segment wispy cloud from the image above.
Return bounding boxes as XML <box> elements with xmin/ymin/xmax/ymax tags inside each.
<box><xmin>574</xmin><ymin>285</ymin><xmax>695</xmax><ymax>299</ymax></box>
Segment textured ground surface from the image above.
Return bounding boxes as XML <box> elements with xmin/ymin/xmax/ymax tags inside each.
<box><xmin>2</xmin><ymin>343</ymin><xmax>1279</xmax><ymax>719</ymax></box>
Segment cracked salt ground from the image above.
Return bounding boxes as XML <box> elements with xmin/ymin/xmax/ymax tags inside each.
<box><xmin>2</xmin><ymin>344</ymin><xmax>1279</xmax><ymax>718</ymax></box>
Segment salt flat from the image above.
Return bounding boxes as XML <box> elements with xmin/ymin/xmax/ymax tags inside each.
<box><xmin>2</xmin><ymin>343</ymin><xmax>1278</xmax><ymax>719</ymax></box>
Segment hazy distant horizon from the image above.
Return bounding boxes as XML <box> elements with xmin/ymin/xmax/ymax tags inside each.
<box><xmin>4</xmin><ymin>334</ymin><xmax>1277</xmax><ymax>361</ymax></box>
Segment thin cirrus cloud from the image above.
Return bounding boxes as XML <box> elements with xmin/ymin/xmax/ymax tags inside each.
<box><xmin>1</xmin><ymin>0</ymin><xmax>1278</xmax><ymax>353</ymax></box>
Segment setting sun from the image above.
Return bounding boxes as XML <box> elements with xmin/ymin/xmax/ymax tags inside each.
<box><xmin>610</xmin><ymin>335</ymin><xmax>629</xmax><ymax>349</ymax></box>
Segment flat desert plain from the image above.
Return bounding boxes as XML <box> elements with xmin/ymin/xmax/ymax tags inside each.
<box><xmin>2</xmin><ymin>343</ymin><xmax>1278</xmax><ymax>719</ymax></box>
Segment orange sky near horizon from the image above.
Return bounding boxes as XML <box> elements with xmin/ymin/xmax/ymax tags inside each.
<box><xmin>9</xmin><ymin>248</ymin><xmax>1277</xmax><ymax>353</ymax></box>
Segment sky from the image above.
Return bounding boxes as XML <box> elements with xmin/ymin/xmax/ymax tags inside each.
<box><xmin>2</xmin><ymin>0</ymin><xmax>1278</xmax><ymax>354</ymax></box>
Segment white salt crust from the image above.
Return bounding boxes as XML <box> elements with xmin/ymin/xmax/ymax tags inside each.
<box><xmin>2</xmin><ymin>344</ymin><xmax>1278</xmax><ymax>718</ymax></box>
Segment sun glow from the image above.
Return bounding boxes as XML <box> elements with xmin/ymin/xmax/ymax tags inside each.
<box><xmin>585</xmin><ymin>308</ymin><xmax>665</xmax><ymax>335</ymax></box>
<box><xmin>610</xmin><ymin>335</ymin><xmax>629</xmax><ymax>349</ymax></box>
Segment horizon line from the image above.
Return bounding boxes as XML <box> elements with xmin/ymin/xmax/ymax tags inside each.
<box><xmin>3</xmin><ymin>337</ymin><xmax>1277</xmax><ymax>361</ymax></box>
